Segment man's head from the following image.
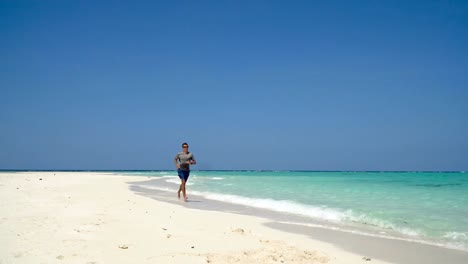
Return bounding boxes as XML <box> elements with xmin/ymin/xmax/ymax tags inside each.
<box><xmin>181</xmin><ymin>143</ymin><xmax>189</xmax><ymax>150</ymax></box>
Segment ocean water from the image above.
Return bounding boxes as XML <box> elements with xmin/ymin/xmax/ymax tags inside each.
<box><xmin>124</xmin><ymin>170</ymin><xmax>468</xmax><ymax>251</ymax></box>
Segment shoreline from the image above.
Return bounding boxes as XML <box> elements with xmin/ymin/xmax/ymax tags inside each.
<box><xmin>130</xmin><ymin>178</ymin><xmax>468</xmax><ymax>264</ymax></box>
<box><xmin>130</xmin><ymin>176</ymin><xmax>468</xmax><ymax>252</ymax></box>
<box><xmin>1</xmin><ymin>171</ymin><xmax>467</xmax><ymax>264</ymax></box>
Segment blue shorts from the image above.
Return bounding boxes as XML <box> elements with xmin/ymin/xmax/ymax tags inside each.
<box><xmin>177</xmin><ymin>169</ymin><xmax>190</xmax><ymax>181</ymax></box>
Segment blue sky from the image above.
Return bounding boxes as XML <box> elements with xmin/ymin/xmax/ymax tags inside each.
<box><xmin>1</xmin><ymin>0</ymin><xmax>467</xmax><ymax>170</ymax></box>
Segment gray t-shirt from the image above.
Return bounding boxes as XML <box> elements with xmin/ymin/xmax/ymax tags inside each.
<box><xmin>175</xmin><ymin>152</ymin><xmax>195</xmax><ymax>171</ymax></box>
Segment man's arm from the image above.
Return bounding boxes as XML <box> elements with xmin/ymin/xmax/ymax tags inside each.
<box><xmin>174</xmin><ymin>156</ymin><xmax>180</xmax><ymax>169</ymax></box>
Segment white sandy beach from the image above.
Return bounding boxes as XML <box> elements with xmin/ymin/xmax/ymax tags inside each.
<box><xmin>0</xmin><ymin>172</ymin><xmax>393</xmax><ymax>264</ymax></box>
<box><xmin>1</xmin><ymin>172</ymin><xmax>467</xmax><ymax>264</ymax></box>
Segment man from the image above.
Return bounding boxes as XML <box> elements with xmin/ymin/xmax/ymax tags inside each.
<box><xmin>174</xmin><ymin>142</ymin><xmax>196</xmax><ymax>201</ymax></box>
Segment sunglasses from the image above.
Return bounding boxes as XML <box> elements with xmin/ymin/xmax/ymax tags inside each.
<box><xmin>182</xmin><ymin>146</ymin><xmax>189</xmax><ymax>148</ymax></box>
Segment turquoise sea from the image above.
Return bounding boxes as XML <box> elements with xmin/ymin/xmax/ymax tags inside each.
<box><xmin>124</xmin><ymin>170</ymin><xmax>468</xmax><ymax>251</ymax></box>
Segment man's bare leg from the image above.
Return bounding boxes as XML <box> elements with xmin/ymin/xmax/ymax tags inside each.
<box><xmin>178</xmin><ymin>180</ymin><xmax>183</xmax><ymax>199</ymax></box>
<box><xmin>181</xmin><ymin>180</ymin><xmax>188</xmax><ymax>201</ymax></box>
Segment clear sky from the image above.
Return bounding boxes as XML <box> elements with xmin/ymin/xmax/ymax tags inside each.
<box><xmin>1</xmin><ymin>0</ymin><xmax>467</xmax><ymax>171</ymax></box>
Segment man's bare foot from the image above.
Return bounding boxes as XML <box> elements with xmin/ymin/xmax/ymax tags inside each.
<box><xmin>184</xmin><ymin>196</ymin><xmax>188</xmax><ymax>201</ymax></box>
<box><xmin>177</xmin><ymin>191</ymin><xmax>181</xmax><ymax>199</ymax></box>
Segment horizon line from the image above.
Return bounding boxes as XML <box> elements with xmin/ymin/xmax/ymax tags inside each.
<box><xmin>0</xmin><ymin>169</ymin><xmax>466</xmax><ymax>173</ymax></box>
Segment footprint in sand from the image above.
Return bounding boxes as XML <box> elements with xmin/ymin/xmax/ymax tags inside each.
<box><xmin>232</xmin><ymin>228</ymin><xmax>245</xmax><ymax>234</ymax></box>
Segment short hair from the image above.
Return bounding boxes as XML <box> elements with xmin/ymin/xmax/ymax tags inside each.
<box><xmin>181</xmin><ymin>142</ymin><xmax>189</xmax><ymax>147</ymax></box>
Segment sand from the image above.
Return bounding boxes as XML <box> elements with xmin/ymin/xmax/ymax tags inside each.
<box><xmin>0</xmin><ymin>172</ymin><xmax>466</xmax><ymax>264</ymax></box>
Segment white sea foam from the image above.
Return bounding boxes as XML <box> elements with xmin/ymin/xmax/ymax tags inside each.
<box><xmin>442</xmin><ymin>232</ymin><xmax>468</xmax><ymax>251</ymax></box>
<box><xmin>165</xmin><ymin>177</ymin><xmax>194</xmax><ymax>186</ymax></box>
<box><xmin>444</xmin><ymin>232</ymin><xmax>468</xmax><ymax>241</ymax></box>
<box><xmin>346</xmin><ymin>213</ymin><xmax>422</xmax><ymax>237</ymax></box>
<box><xmin>210</xmin><ymin>177</ymin><xmax>224</xmax><ymax>180</ymax></box>
<box><xmin>189</xmin><ymin>191</ymin><xmax>346</xmax><ymax>222</ymax></box>
<box><xmin>188</xmin><ymin>191</ymin><xmax>426</xmax><ymax>239</ymax></box>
